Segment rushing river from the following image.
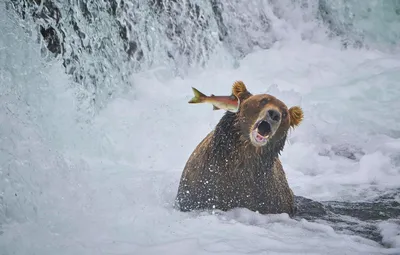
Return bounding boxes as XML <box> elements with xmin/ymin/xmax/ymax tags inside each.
<box><xmin>1</xmin><ymin>0</ymin><xmax>400</xmax><ymax>254</ymax></box>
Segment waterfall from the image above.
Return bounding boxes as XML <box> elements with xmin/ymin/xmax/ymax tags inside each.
<box><xmin>2</xmin><ymin>0</ymin><xmax>400</xmax><ymax>254</ymax></box>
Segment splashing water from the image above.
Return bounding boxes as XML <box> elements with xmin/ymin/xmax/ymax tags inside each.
<box><xmin>1</xmin><ymin>0</ymin><xmax>400</xmax><ymax>254</ymax></box>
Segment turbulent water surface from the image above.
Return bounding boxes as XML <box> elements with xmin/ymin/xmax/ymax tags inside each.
<box><xmin>1</xmin><ymin>0</ymin><xmax>400</xmax><ymax>254</ymax></box>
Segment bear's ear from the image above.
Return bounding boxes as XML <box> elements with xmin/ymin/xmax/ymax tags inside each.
<box><xmin>232</xmin><ymin>80</ymin><xmax>252</xmax><ymax>101</ymax></box>
<box><xmin>288</xmin><ymin>106</ymin><xmax>304</xmax><ymax>128</ymax></box>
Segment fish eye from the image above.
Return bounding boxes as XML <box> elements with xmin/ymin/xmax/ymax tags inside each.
<box><xmin>259</xmin><ymin>98</ymin><xmax>269</xmax><ymax>106</ymax></box>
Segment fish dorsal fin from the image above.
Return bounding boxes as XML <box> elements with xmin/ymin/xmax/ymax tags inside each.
<box><xmin>210</xmin><ymin>94</ymin><xmax>215</xmax><ymax>97</ymax></box>
<box><xmin>232</xmin><ymin>80</ymin><xmax>252</xmax><ymax>101</ymax></box>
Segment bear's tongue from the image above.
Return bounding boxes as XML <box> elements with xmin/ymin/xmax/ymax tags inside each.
<box><xmin>255</xmin><ymin>133</ymin><xmax>265</xmax><ymax>142</ymax></box>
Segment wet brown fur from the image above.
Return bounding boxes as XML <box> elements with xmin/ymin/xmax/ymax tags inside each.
<box><xmin>175</xmin><ymin>81</ymin><xmax>303</xmax><ymax>216</ymax></box>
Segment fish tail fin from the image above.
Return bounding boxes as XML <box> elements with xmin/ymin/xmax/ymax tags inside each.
<box><xmin>188</xmin><ymin>87</ymin><xmax>207</xmax><ymax>103</ymax></box>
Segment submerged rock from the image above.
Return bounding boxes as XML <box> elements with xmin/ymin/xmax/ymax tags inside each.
<box><xmin>294</xmin><ymin>189</ymin><xmax>400</xmax><ymax>246</ymax></box>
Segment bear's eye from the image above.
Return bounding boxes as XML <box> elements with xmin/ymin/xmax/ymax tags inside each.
<box><xmin>259</xmin><ymin>98</ymin><xmax>269</xmax><ymax>106</ymax></box>
<box><xmin>282</xmin><ymin>110</ymin><xmax>288</xmax><ymax>119</ymax></box>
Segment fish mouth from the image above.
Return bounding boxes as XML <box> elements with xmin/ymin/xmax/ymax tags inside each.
<box><xmin>250</xmin><ymin>120</ymin><xmax>274</xmax><ymax>147</ymax></box>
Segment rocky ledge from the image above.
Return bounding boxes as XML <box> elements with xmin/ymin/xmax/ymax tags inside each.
<box><xmin>294</xmin><ymin>189</ymin><xmax>400</xmax><ymax>247</ymax></box>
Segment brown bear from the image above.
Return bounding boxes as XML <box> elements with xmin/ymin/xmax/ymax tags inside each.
<box><xmin>175</xmin><ymin>81</ymin><xmax>304</xmax><ymax>216</ymax></box>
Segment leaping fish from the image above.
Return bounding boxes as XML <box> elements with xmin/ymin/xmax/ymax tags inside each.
<box><xmin>188</xmin><ymin>87</ymin><xmax>240</xmax><ymax>113</ymax></box>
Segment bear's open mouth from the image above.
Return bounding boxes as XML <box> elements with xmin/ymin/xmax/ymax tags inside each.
<box><xmin>250</xmin><ymin>120</ymin><xmax>272</xmax><ymax>145</ymax></box>
<box><xmin>257</xmin><ymin>120</ymin><xmax>271</xmax><ymax>137</ymax></box>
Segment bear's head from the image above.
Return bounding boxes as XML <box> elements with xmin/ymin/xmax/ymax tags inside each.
<box><xmin>232</xmin><ymin>81</ymin><xmax>304</xmax><ymax>147</ymax></box>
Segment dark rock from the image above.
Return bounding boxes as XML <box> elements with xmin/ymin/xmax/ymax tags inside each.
<box><xmin>9</xmin><ymin>0</ymin><xmax>63</xmax><ymax>56</ymax></box>
<box><xmin>325</xmin><ymin>200</ymin><xmax>400</xmax><ymax>221</ymax></box>
<box><xmin>294</xmin><ymin>195</ymin><xmax>328</xmax><ymax>218</ymax></box>
<box><xmin>294</xmin><ymin>189</ymin><xmax>400</xmax><ymax>245</ymax></box>
<box><xmin>40</xmin><ymin>25</ymin><xmax>61</xmax><ymax>54</ymax></box>
<box><xmin>210</xmin><ymin>0</ymin><xmax>228</xmax><ymax>42</ymax></box>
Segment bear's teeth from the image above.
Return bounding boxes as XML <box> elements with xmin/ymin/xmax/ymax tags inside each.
<box><xmin>256</xmin><ymin>133</ymin><xmax>265</xmax><ymax>141</ymax></box>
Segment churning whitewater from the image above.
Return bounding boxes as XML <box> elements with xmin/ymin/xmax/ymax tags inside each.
<box><xmin>1</xmin><ymin>0</ymin><xmax>400</xmax><ymax>254</ymax></box>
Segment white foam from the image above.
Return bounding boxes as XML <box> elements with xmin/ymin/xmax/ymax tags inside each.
<box><xmin>379</xmin><ymin>220</ymin><xmax>400</xmax><ymax>248</ymax></box>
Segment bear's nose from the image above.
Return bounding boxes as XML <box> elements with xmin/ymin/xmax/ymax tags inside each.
<box><xmin>268</xmin><ymin>109</ymin><xmax>281</xmax><ymax>122</ymax></box>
